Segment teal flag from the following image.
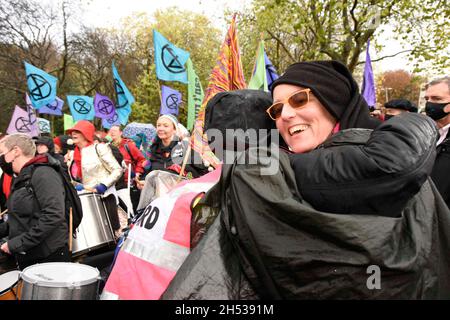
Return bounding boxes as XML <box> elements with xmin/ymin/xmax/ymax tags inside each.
<box><xmin>248</xmin><ymin>41</ymin><xmax>269</xmax><ymax>92</ymax></box>
<box><xmin>67</xmin><ymin>95</ymin><xmax>95</xmax><ymax>121</ymax></box>
<box><xmin>153</xmin><ymin>29</ymin><xmax>190</xmax><ymax>84</ymax></box>
<box><xmin>186</xmin><ymin>58</ymin><xmax>204</xmax><ymax>131</ymax></box>
<box><xmin>112</xmin><ymin>62</ymin><xmax>134</xmax><ymax>125</ymax></box>
<box><xmin>24</xmin><ymin>61</ymin><xmax>58</xmax><ymax>109</ymax></box>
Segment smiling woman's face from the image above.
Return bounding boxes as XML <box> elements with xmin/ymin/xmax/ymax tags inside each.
<box><xmin>273</xmin><ymin>84</ymin><xmax>337</xmax><ymax>153</ymax></box>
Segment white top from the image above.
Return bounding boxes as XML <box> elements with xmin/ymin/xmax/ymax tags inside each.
<box><xmin>437</xmin><ymin>123</ymin><xmax>450</xmax><ymax>146</ymax></box>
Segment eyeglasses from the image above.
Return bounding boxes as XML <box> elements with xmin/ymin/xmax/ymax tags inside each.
<box><xmin>266</xmin><ymin>89</ymin><xmax>311</xmax><ymax>120</ymax></box>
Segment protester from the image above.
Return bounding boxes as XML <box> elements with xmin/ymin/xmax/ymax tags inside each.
<box><xmin>162</xmin><ymin>61</ymin><xmax>450</xmax><ymax>299</ymax></box>
<box><xmin>0</xmin><ymin>134</ymin><xmax>70</xmax><ymax>270</ymax></box>
<box><xmin>65</xmin><ymin>120</ymin><xmax>123</xmax><ymax>233</ymax></box>
<box><xmin>34</xmin><ymin>136</ymin><xmax>67</xmax><ymax>169</ymax></box>
<box><xmin>425</xmin><ymin>76</ymin><xmax>450</xmax><ymax>208</ymax></box>
<box><xmin>383</xmin><ymin>99</ymin><xmax>418</xmax><ymax>120</ymax></box>
<box><xmin>148</xmin><ymin>114</ymin><xmax>207</xmax><ymax>178</ymax></box>
<box><xmin>108</xmin><ymin>125</ymin><xmax>145</xmax><ymax>214</ymax></box>
<box><xmin>53</xmin><ymin>135</ymin><xmax>74</xmax><ymax>156</ymax></box>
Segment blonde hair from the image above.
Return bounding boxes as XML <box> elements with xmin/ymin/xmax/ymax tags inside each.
<box><xmin>3</xmin><ymin>133</ymin><xmax>36</xmax><ymax>157</ymax></box>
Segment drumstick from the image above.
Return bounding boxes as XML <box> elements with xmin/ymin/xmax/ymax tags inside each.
<box><xmin>69</xmin><ymin>207</ymin><xmax>73</xmax><ymax>252</ymax></box>
<box><xmin>0</xmin><ymin>208</ymin><xmax>7</xmax><ymax>218</ymax></box>
<box><xmin>177</xmin><ymin>144</ymin><xmax>192</xmax><ymax>183</ymax></box>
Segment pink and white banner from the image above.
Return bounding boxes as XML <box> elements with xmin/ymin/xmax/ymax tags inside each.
<box><xmin>101</xmin><ymin>166</ymin><xmax>222</xmax><ymax>300</ymax></box>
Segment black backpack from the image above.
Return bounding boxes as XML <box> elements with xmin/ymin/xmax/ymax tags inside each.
<box><xmin>25</xmin><ymin>162</ymin><xmax>83</xmax><ymax>237</ymax></box>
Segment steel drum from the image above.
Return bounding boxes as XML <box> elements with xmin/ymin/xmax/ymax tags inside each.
<box><xmin>0</xmin><ymin>270</ymin><xmax>21</xmax><ymax>300</ymax></box>
<box><xmin>20</xmin><ymin>262</ymin><xmax>100</xmax><ymax>300</ymax></box>
<box><xmin>72</xmin><ymin>192</ymin><xmax>115</xmax><ymax>257</ymax></box>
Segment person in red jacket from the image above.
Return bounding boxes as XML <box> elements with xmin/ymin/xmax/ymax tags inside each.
<box><xmin>108</xmin><ymin>125</ymin><xmax>145</xmax><ymax>215</ymax></box>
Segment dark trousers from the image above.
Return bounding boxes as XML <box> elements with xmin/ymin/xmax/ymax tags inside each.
<box><xmin>17</xmin><ymin>245</ymin><xmax>71</xmax><ymax>271</ymax></box>
<box><xmin>103</xmin><ymin>194</ymin><xmax>121</xmax><ymax>231</ymax></box>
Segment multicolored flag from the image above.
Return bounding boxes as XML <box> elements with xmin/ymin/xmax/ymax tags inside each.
<box><xmin>24</xmin><ymin>61</ymin><xmax>58</xmax><ymax>109</ymax></box>
<box><xmin>160</xmin><ymin>85</ymin><xmax>181</xmax><ymax>116</ymax></box>
<box><xmin>190</xmin><ymin>14</ymin><xmax>246</xmax><ymax>167</ymax></box>
<box><xmin>248</xmin><ymin>40</ymin><xmax>269</xmax><ymax>91</ymax></box>
<box><xmin>153</xmin><ymin>29</ymin><xmax>190</xmax><ymax>84</ymax></box>
<box><xmin>94</xmin><ymin>93</ymin><xmax>116</xmax><ymax>119</ymax></box>
<box><xmin>112</xmin><ymin>62</ymin><xmax>134</xmax><ymax>125</ymax></box>
<box><xmin>67</xmin><ymin>95</ymin><xmax>95</xmax><ymax>122</ymax></box>
<box><xmin>64</xmin><ymin>114</ymin><xmax>76</xmax><ymax>131</ymax></box>
<box><xmin>102</xmin><ymin>111</ymin><xmax>121</xmax><ymax>129</ymax></box>
<box><xmin>37</xmin><ymin>117</ymin><xmax>51</xmax><ymax>133</ymax></box>
<box><xmin>264</xmin><ymin>51</ymin><xmax>279</xmax><ymax>89</ymax></box>
<box><xmin>6</xmin><ymin>105</ymin><xmax>39</xmax><ymax>137</ymax></box>
<box><xmin>38</xmin><ymin>96</ymin><xmax>64</xmax><ymax>116</ymax></box>
<box><xmin>186</xmin><ymin>58</ymin><xmax>204</xmax><ymax>131</ymax></box>
<box><xmin>361</xmin><ymin>39</ymin><xmax>376</xmax><ymax>108</ymax></box>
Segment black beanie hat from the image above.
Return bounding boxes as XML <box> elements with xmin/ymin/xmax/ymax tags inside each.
<box><xmin>34</xmin><ymin>136</ymin><xmax>55</xmax><ymax>153</ymax></box>
<box><xmin>270</xmin><ymin>60</ymin><xmax>380</xmax><ymax>130</ymax></box>
<box><xmin>384</xmin><ymin>99</ymin><xmax>418</xmax><ymax>113</ymax></box>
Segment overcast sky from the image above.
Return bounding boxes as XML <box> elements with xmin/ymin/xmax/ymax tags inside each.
<box><xmin>60</xmin><ymin>0</ymin><xmax>417</xmax><ymax>74</ymax></box>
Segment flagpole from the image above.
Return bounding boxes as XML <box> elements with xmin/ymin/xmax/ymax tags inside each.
<box><xmin>157</xmin><ymin>80</ymin><xmax>163</xmax><ymax>115</ymax></box>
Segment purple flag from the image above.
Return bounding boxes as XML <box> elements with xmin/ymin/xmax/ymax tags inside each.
<box><xmin>38</xmin><ymin>96</ymin><xmax>64</xmax><ymax>116</ymax></box>
<box><xmin>94</xmin><ymin>93</ymin><xmax>116</xmax><ymax>119</ymax></box>
<box><xmin>102</xmin><ymin>111</ymin><xmax>121</xmax><ymax>129</ymax></box>
<box><xmin>361</xmin><ymin>40</ymin><xmax>376</xmax><ymax>107</ymax></box>
<box><xmin>160</xmin><ymin>85</ymin><xmax>181</xmax><ymax>116</ymax></box>
<box><xmin>6</xmin><ymin>105</ymin><xmax>39</xmax><ymax>137</ymax></box>
<box><xmin>264</xmin><ymin>51</ymin><xmax>279</xmax><ymax>89</ymax></box>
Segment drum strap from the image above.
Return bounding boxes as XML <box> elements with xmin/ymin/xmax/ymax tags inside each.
<box><xmin>95</xmin><ymin>144</ymin><xmax>112</xmax><ymax>174</ymax></box>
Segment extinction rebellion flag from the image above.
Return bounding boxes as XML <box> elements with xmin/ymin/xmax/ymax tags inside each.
<box><xmin>67</xmin><ymin>95</ymin><xmax>95</xmax><ymax>122</ymax></box>
<box><xmin>112</xmin><ymin>62</ymin><xmax>134</xmax><ymax>125</ymax></box>
<box><xmin>160</xmin><ymin>85</ymin><xmax>181</xmax><ymax>116</ymax></box>
<box><xmin>153</xmin><ymin>29</ymin><xmax>190</xmax><ymax>84</ymax></box>
<box><xmin>24</xmin><ymin>61</ymin><xmax>58</xmax><ymax>109</ymax></box>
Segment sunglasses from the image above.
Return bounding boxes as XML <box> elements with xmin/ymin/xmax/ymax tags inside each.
<box><xmin>266</xmin><ymin>89</ymin><xmax>311</xmax><ymax>120</ymax></box>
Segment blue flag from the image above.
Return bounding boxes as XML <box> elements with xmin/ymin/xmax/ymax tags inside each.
<box><xmin>361</xmin><ymin>40</ymin><xmax>376</xmax><ymax>107</ymax></box>
<box><xmin>38</xmin><ymin>96</ymin><xmax>64</xmax><ymax>116</ymax></box>
<box><xmin>264</xmin><ymin>51</ymin><xmax>279</xmax><ymax>89</ymax></box>
<box><xmin>67</xmin><ymin>95</ymin><xmax>95</xmax><ymax>121</ymax></box>
<box><xmin>38</xmin><ymin>117</ymin><xmax>51</xmax><ymax>133</ymax></box>
<box><xmin>160</xmin><ymin>85</ymin><xmax>181</xmax><ymax>116</ymax></box>
<box><xmin>153</xmin><ymin>29</ymin><xmax>190</xmax><ymax>84</ymax></box>
<box><xmin>102</xmin><ymin>111</ymin><xmax>121</xmax><ymax>129</ymax></box>
<box><xmin>112</xmin><ymin>62</ymin><xmax>134</xmax><ymax>125</ymax></box>
<box><xmin>24</xmin><ymin>61</ymin><xmax>58</xmax><ymax>109</ymax></box>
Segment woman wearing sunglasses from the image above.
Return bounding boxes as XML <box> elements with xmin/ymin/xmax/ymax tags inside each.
<box><xmin>162</xmin><ymin>61</ymin><xmax>450</xmax><ymax>300</ymax></box>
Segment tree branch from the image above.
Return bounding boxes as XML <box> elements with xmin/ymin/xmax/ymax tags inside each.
<box><xmin>356</xmin><ymin>49</ymin><xmax>413</xmax><ymax>65</ymax></box>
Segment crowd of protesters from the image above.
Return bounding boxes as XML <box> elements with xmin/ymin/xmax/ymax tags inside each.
<box><xmin>0</xmin><ymin>63</ymin><xmax>449</xmax><ymax>299</ymax></box>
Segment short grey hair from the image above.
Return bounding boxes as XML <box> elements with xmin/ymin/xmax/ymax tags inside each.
<box><xmin>3</xmin><ymin>134</ymin><xmax>36</xmax><ymax>157</ymax></box>
<box><xmin>425</xmin><ymin>76</ymin><xmax>450</xmax><ymax>92</ymax></box>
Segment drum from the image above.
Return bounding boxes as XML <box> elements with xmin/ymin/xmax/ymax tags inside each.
<box><xmin>20</xmin><ymin>262</ymin><xmax>100</xmax><ymax>300</ymax></box>
<box><xmin>0</xmin><ymin>270</ymin><xmax>21</xmax><ymax>300</ymax></box>
<box><xmin>72</xmin><ymin>192</ymin><xmax>115</xmax><ymax>257</ymax></box>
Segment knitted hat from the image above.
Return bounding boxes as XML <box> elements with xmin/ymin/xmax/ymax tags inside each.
<box><xmin>158</xmin><ymin>114</ymin><xmax>179</xmax><ymax>130</ymax></box>
<box><xmin>271</xmin><ymin>61</ymin><xmax>380</xmax><ymax>130</ymax></box>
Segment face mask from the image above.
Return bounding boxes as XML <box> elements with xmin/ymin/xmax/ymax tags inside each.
<box><xmin>384</xmin><ymin>114</ymin><xmax>394</xmax><ymax>121</ymax></box>
<box><xmin>0</xmin><ymin>154</ymin><xmax>14</xmax><ymax>176</ymax></box>
<box><xmin>425</xmin><ymin>101</ymin><xmax>449</xmax><ymax>120</ymax></box>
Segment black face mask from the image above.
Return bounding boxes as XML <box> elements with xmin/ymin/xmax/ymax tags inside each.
<box><xmin>384</xmin><ymin>114</ymin><xmax>395</xmax><ymax>121</ymax></box>
<box><xmin>425</xmin><ymin>101</ymin><xmax>449</xmax><ymax>120</ymax></box>
<box><xmin>0</xmin><ymin>154</ymin><xmax>14</xmax><ymax>176</ymax></box>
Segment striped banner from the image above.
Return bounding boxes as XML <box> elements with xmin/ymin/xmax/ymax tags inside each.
<box><xmin>190</xmin><ymin>14</ymin><xmax>247</xmax><ymax>168</ymax></box>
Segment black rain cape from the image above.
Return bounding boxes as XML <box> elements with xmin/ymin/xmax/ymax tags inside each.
<box><xmin>162</xmin><ymin>148</ymin><xmax>450</xmax><ymax>299</ymax></box>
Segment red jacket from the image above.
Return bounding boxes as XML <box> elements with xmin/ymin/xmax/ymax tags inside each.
<box><xmin>117</xmin><ymin>138</ymin><xmax>145</xmax><ymax>184</ymax></box>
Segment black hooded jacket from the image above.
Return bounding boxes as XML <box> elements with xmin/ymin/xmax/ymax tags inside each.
<box><xmin>0</xmin><ymin>154</ymin><xmax>68</xmax><ymax>269</ymax></box>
